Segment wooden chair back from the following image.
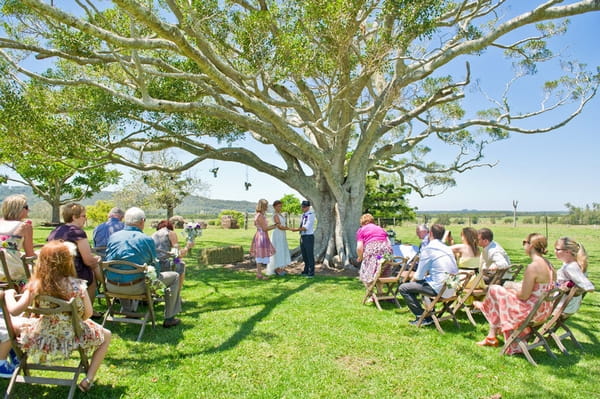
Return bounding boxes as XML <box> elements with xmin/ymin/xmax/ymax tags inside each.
<box><xmin>362</xmin><ymin>256</ymin><xmax>409</xmax><ymax>310</ymax></box>
<box><xmin>0</xmin><ymin>250</ymin><xmax>30</xmax><ymax>291</ymax></box>
<box><xmin>489</xmin><ymin>264</ymin><xmax>523</xmax><ymax>285</ymax></box>
<box><xmin>100</xmin><ymin>260</ymin><xmax>156</xmax><ymax>341</ymax></box>
<box><xmin>0</xmin><ymin>291</ymin><xmax>90</xmax><ymax>399</ymax></box>
<box><xmin>416</xmin><ymin>271</ymin><xmax>473</xmax><ymax>334</ymax></box>
<box><xmin>534</xmin><ymin>285</ymin><xmax>585</xmax><ymax>355</ymax></box>
<box><xmin>501</xmin><ymin>287</ymin><xmax>564</xmax><ymax>366</ymax></box>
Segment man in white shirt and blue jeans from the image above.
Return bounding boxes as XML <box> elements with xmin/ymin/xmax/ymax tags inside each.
<box><xmin>399</xmin><ymin>224</ymin><xmax>458</xmax><ymax>326</ymax></box>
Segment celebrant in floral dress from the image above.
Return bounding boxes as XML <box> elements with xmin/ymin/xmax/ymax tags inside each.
<box><xmin>356</xmin><ymin>213</ymin><xmax>393</xmax><ymax>286</ymax></box>
<box><xmin>4</xmin><ymin>240</ymin><xmax>111</xmax><ymax>392</ymax></box>
<box><xmin>474</xmin><ymin>233</ymin><xmax>555</xmax><ymax>353</ymax></box>
<box><xmin>250</xmin><ymin>199</ymin><xmax>276</xmax><ymax>280</ymax></box>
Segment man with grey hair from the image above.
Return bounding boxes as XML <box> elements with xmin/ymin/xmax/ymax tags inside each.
<box><xmin>93</xmin><ymin>207</ymin><xmax>125</xmax><ymax>252</ymax></box>
<box><xmin>416</xmin><ymin>224</ymin><xmax>430</xmax><ymax>251</ymax></box>
<box><xmin>105</xmin><ymin>207</ymin><xmax>182</xmax><ymax>328</ymax></box>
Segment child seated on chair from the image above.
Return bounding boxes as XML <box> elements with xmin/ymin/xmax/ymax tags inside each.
<box><xmin>3</xmin><ymin>240</ymin><xmax>111</xmax><ymax>393</ymax></box>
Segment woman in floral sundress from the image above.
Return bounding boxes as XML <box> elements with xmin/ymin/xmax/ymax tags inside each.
<box><xmin>4</xmin><ymin>240</ymin><xmax>111</xmax><ymax>393</ymax></box>
<box><xmin>474</xmin><ymin>233</ymin><xmax>555</xmax><ymax>354</ymax></box>
<box><xmin>250</xmin><ymin>199</ymin><xmax>276</xmax><ymax>280</ymax></box>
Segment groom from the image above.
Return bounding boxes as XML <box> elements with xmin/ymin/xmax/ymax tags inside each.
<box><xmin>294</xmin><ymin>200</ymin><xmax>316</xmax><ymax>277</ymax></box>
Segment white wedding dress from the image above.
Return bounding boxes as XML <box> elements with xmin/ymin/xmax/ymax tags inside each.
<box><xmin>266</xmin><ymin>213</ymin><xmax>292</xmax><ymax>275</ymax></box>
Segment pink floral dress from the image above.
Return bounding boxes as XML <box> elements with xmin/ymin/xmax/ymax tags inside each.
<box><xmin>479</xmin><ymin>263</ymin><xmax>554</xmax><ymax>354</ymax></box>
<box><xmin>250</xmin><ymin>213</ymin><xmax>275</xmax><ymax>261</ymax></box>
<box><xmin>18</xmin><ymin>277</ymin><xmax>106</xmax><ymax>362</ymax></box>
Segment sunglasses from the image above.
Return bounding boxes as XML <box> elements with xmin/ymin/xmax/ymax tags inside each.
<box><xmin>522</xmin><ymin>240</ymin><xmax>530</xmax><ymax>245</ymax></box>
<box><xmin>23</xmin><ymin>205</ymin><xmax>29</xmax><ymax>210</ymax></box>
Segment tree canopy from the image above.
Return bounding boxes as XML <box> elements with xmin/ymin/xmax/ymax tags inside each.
<box><xmin>0</xmin><ymin>1</ymin><xmax>598</xmax><ymax>265</ymax></box>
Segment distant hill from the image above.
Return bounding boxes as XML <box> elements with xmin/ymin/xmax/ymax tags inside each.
<box><xmin>0</xmin><ymin>185</ymin><xmax>255</xmax><ymax>218</ymax></box>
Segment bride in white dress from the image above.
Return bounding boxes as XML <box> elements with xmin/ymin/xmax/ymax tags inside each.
<box><xmin>267</xmin><ymin>200</ymin><xmax>292</xmax><ymax>276</ymax></box>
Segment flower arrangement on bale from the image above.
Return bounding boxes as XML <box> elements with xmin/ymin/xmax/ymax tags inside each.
<box><xmin>145</xmin><ymin>265</ymin><xmax>168</xmax><ymax>297</ymax></box>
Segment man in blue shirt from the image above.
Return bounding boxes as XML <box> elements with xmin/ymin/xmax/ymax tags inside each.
<box><xmin>105</xmin><ymin>207</ymin><xmax>182</xmax><ymax>328</ymax></box>
<box><xmin>93</xmin><ymin>207</ymin><xmax>125</xmax><ymax>257</ymax></box>
<box><xmin>399</xmin><ymin>223</ymin><xmax>458</xmax><ymax>326</ymax></box>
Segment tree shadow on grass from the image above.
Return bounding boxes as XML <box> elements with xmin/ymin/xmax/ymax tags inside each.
<box><xmin>201</xmin><ymin>280</ymin><xmax>314</xmax><ymax>354</ymax></box>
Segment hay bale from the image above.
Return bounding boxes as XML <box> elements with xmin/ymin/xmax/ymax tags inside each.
<box><xmin>199</xmin><ymin>245</ymin><xmax>244</xmax><ymax>265</ymax></box>
<box><xmin>221</xmin><ymin>215</ymin><xmax>239</xmax><ymax>229</ymax></box>
<box><xmin>169</xmin><ymin>215</ymin><xmax>186</xmax><ymax>228</ymax></box>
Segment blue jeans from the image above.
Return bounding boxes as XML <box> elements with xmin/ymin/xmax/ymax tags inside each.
<box><xmin>398</xmin><ymin>280</ymin><xmax>436</xmax><ymax>317</ymax></box>
<box><xmin>300</xmin><ymin>234</ymin><xmax>315</xmax><ymax>275</ymax></box>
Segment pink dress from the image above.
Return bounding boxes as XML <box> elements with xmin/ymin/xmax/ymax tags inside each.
<box><xmin>357</xmin><ymin>223</ymin><xmax>392</xmax><ymax>284</ymax></box>
<box><xmin>250</xmin><ymin>213</ymin><xmax>275</xmax><ymax>261</ymax></box>
<box><xmin>18</xmin><ymin>277</ymin><xmax>106</xmax><ymax>362</ymax></box>
<box><xmin>479</xmin><ymin>263</ymin><xmax>554</xmax><ymax>354</ymax></box>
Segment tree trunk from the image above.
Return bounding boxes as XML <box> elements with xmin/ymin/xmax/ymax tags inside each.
<box><xmin>307</xmin><ymin>182</ymin><xmax>365</xmax><ymax>270</ymax></box>
<box><xmin>51</xmin><ymin>203</ymin><xmax>61</xmax><ymax>224</ymax></box>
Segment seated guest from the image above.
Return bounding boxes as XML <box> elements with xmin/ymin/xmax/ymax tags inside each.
<box><xmin>0</xmin><ymin>194</ymin><xmax>35</xmax><ymax>282</ymax></box>
<box><xmin>478</xmin><ymin>227</ymin><xmax>511</xmax><ymax>284</ymax></box>
<box><xmin>152</xmin><ymin>220</ymin><xmax>187</xmax><ymax>293</ymax></box>
<box><xmin>105</xmin><ymin>207</ymin><xmax>182</xmax><ymax>328</ymax></box>
<box><xmin>356</xmin><ymin>213</ymin><xmax>393</xmax><ymax>286</ymax></box>
<box><xmin>415</xmin><ymin>224</ymin><xmax>430</xmax><ymax>251</ymax></box>
<box><xmin>399</xmin><ymin>224</ymin><xmax>458</xmax><ymax>326</ymax></box>
<box><xmin>92</xmin><ymin>207</ymin><xmax>125</xmax><ymax>256</ymax></box>
<box><xmin>474</xmin><ymin>233</ymin><xmax>555</xmax><ymax>353</ymax></box>
<box><xmin>47</xmin><ymin>203</ymin><xmax>102</xmax><ymax>308</ymax></box>
<box><xmin>4</xmin><ymin>240</ymin><xmax>111</xmax><ymax>392</ymax></box>
<box><xmin>451</xmin><ymin>227</ymin><xmax>481</xmax><ymax>271</ymax></box>
<box><xmin>554</xmin><ymin>237</ymin><xmax>594</xmax><ymax>315</ymax></box>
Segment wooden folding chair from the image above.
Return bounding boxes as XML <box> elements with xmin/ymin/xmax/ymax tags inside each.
<box><xmin>487</xmin><ymin>263</ymin><xmax>523</xmax><ymax>286</ymax></box>
<box><xmin>362</xmin><ymin>256</ymin><xmax>408</xmax><ymax>310</ymax></box>
<box><xmin>19</xmin><ymin>254</ymin><xmax>34</xmax><ymax>280</ymax></box>
<box><xmin>501</xmin><ymin>287</ymin><xmax>564</xmax><ymax>366</ymax></box>
<box><xmin>100</xmin><ymin>260</ymin><xmax>157</xmax><ymax>341</ymax></box>
<box><xmin>0</xmin><ymin>291</ymin><xmax>90</xmax><ymax>399</ymax></box>
<box><xmin>416</xmin><ymin>271</ymin><xmax>473</xmax><ymax>334</ymax></box>
<box><xmin>454</xmin><ymin>264</ymin><xmax>524</xmax><ymax>326</ymax></box>
<box><xmin>534</xmin><ymin>285</ymin><xmax>585</xmax><ymax>355</ymax></box>
<box><xmin>0</xmin><ymin>250</ymin><xmax>30</xmax><ymax>291</ymax></box>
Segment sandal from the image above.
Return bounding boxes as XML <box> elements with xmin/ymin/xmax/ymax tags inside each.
<box><xmin>78</xmin><ymin>377</ymin><xmax>94</xmax><ymax>392</ymax></box>
<box><xmin>256</xmin><ymin>274</ymin><xmax>269</xmax><ymax>280</ymax></box>
<box><xmin>476</xmin><ymin>336</ymin><xmax>499</xmax><ymax>347</ymax></box>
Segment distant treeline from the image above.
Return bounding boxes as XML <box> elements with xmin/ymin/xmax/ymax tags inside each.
<box><xmin>3</xmin><ymin>186</ymin><xmax>597</xmax><ymax>225</ymax></box>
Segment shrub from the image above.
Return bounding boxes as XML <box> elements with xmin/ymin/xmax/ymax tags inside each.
<box><xmin>86</xmin><ymin>200</ymin><xmax>114</xmax><ymax>225</ymax></box>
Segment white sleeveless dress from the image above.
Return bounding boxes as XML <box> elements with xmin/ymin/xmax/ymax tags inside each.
<box><xmin>266</xmin><ymin>213</ymin><xmax>291</xmax><ymax>275</ymax></box>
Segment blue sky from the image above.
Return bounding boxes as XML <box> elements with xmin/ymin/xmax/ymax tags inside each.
<box><xmin>2</xmin><ymin>3</ymin><xmax>599</xmax><ymax>212</ymax></box>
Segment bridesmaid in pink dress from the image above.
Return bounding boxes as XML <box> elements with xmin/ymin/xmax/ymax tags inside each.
<box><xmin>474</xmin><ymin>233</ymin><xmax>555</xmax><ymax>353</ymax></box>
<box><xmin>249</xmin><ymin>199</ymin><xmax>276</xmax><ymax>280</ymax></box>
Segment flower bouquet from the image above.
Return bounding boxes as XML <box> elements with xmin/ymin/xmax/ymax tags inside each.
<box><xmin>444</xmin><ymin>273</ymin><xmax>461</xmax><ymax>290</ymax></box>
<box><xmin>145</xmin><ymin>265</ymin><xmax>168</xmax><ymax>297</ymax></box>
<box><xmin>0</xmin><ymin>234</ymin><xmax>18</xmax><ymax>250</ymax></box>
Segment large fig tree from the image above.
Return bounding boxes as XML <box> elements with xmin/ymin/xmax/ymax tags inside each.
<box><xmin>0</xmin><ymin>0</ymin><xmax>598</xmax><ymax>265</ymax></box>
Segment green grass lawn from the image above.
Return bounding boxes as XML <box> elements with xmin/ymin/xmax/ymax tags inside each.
<box><xmin>3</xmin><ymin>223</ymin><xmax>599</xmax><ymax>398</ymax></box>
